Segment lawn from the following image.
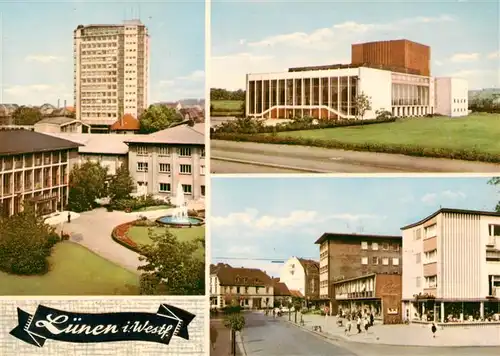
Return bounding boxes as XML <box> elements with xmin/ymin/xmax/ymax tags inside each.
<box><xmin>276</xmin><ymin>113</ymin><xmax>500</xmax><ymax>155</ymax></box>
<box><xmin>127</xmin><ymin>226</ymin><xmax>205</xmax><ymax>261</ymax></box>
<box><xmin>212</xmin><ymin>100</ymin><xmax>243</xmax><ymax>111</ymax></box>
<box><xmin>0</xmin><ymin>242</ymin><xmax>139</xmax><ymax>295</ymax></box>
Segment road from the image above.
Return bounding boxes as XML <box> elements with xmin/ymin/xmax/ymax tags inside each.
<box><xmin>240</xmin><ymin>312</ymin><xmax>355</xmax><ymax>356</ymax></box>
<box><xmin>211</xmin><ymin>140</ymin><xmax>500</xmax><ymax>173</ymax></box>
<box><xmin>239</xmin><ymin>313</ymin><xmax>500</xmax><ymax>356</ymax></box>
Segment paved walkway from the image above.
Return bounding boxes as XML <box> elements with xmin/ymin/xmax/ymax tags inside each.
<box><xmin>54</xmin><ymin>207</ymin><xmax>178</xmax><ymax>273</ymax></box>
<box><xmin>211</xmin><ymin>319</ymin><xmax>240</xmax><ymax>356</ymax></box>
<box><xmin>296</xmin><ymin>314</ymin><xmax>500</xmax><ymax>347</ymax></box>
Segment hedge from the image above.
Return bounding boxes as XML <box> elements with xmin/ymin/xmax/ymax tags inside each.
<box><xmin>211</xmin><ymin>132</ymin><xmax>500</xmax><ymax>163</ymax></box>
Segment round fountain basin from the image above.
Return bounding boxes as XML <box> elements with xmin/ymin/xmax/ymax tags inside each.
<box><xmin>156</xmin><ymin>215</ymin><xmax>204</xmax><ymax>227</ymax></box>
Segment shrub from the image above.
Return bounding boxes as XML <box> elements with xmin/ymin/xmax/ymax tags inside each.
<box><xmin>212</xmin><ymin>132</ymin><xmax>500</xmax><ymax>163</ymax></box>
<box><xmin>0</xmin><ymin>207</ymin><xmax>61</xmax><ymax>275</ymax></box>
<box><xmin>110</xmin><ymin>194</ymin><xmax>169</xmax><ymax>211</ymax></box>
<box><xmin>222</xmin><ymin>305</ymin><xmax>243</xmax><ymax>314</ymax></box>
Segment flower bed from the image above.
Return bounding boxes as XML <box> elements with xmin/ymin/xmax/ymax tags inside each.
<box><xmin>111</xmin><ymin>221</ymin><xmax>141</xmax><ymax>254</ymax></box>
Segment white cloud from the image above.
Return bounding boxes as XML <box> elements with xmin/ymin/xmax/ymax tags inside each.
<box><xmin>448</xmin><ymin>69</ymin><xmax>498</xmax><ymax>89</ymax></box>
<box><xmin>153</xmin><ymin>70</ymin><xmax>205</xmax><ymax>101</ymax></box>
<box><xmin>159</xmin><ymin>80</ymin><xmax>175</xmax><ymax>87</ymax></box>
<box><xmin>212</xmin><ymin>14</ymin><xmax>456</xmax><ymax>90</ymax></box>
<box><xmin>421</xmin><ymin>190</ymin><xmax>466</xmax><ymax>205</ymax></box>
<box><xmin>450</xmin><ymin>52</ymin><xmax>480</xmax><ymax>62</ymax></box>
<box><xmin>24</xmin><ymin>55</ymin><xmax>65</xmax><ymax>63</ymax></box>
<box><xmin>434</xmin><ymin>60</ymin><xmax>444</xmax><ymax>66</ymax></box>
<box><xmin>211</xmin><ymin>209</ymin><xmax>381</xmax><ymax>231</ymax></box>
<box><xmin>176</xmin><ymin>70</ymin><xmax>205</xmax><ymax>82</ymax></box>
<box><xmin>488</xmin><ymin>51</ymin><xmax>499</xmax><ymax>59</ymax></box>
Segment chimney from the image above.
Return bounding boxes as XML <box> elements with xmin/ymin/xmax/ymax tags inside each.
<box><xmin>57</xmin><ymin>99</ymin><xmax>60</xmax><ymax>108</ymax></box>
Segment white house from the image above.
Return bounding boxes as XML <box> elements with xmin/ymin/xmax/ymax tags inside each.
<box><xmin>434</xmin><ymin>77</ymin><xmax>469</xmax><ymax>117</ymax></box>
<box><xmin>210</xmin><ymin>264</ymin><xmax>274</xmax><ymax>309</ymax></box>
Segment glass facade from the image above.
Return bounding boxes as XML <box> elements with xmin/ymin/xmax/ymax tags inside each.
<box><xmin>248</xmin><ymin>75</ymin><xmax>358</xmax><ymax>119</ymax></box>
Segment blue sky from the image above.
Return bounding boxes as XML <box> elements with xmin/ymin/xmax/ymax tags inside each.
<box><xmin>211</xmin><ymin>176</ymin><xmax>500</xmax><ymax>277</ymax></box>
<box><xmin>0</xmin><ymin>0</ymin><xmax>205</xmax><ymax>106</ymax></box>
<box><xmin>211</xmin><ymin>0</ymin><xmax>499</xmax><ymax>90</ymax></box>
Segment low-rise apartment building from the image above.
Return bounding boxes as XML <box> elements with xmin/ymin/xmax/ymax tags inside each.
<box><xmin>125</xmin><ymin>123</ymin><xmax>205</xmax><ymax>201</ymax></box>
<box><xmin>315</xmin><ymin>232</ymin><xmax>402</xmax><ymax>314</ymax></box>
<box><xmin>0</xmin><ymin>130</ymin><xmax>81</xmax><ymax>217</ymax></box>
<box><xmin>280</xmin><ymin>257</ymin><xmax>320</xmax><ymax>305</ymax></box>
<box><xmin>210</xmin><ymin>263</ymin><xmax>274</xmax><ymax>309</ymax></box>
<box><xmin>402</xmin><ymin>208</ymin><xmax>500</xmax><ymax>323</ymax></box>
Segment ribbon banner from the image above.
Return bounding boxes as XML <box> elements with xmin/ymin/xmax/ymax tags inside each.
<box><xmin>10</xmin><ymin>304</ymin><xmax>196</xmax><ymax>348</ymax></box>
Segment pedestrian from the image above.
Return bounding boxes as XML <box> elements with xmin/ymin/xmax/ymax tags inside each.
<box><xmin>431</xmin><ymin>322</ymin><xmax>437</xmax><ymax>338</ymax></box>
<box><xmin>344</xmin><ymin>317</ymin><xmax>351</xmax><ymax>336</ymax></box>
<box><xmin>370</xmin><ymin>313</ymin><xmax>374</xmax><ymax>327</ymax></box>
<box><xmin>210</xmin><ymin>324</ymin><xmax>218</xmax><ymax>350</ymax></box>
<box><xmin>273</xmin><ymin>308</ymin><xmax>276</xmax><ymax>318</ymax></box>
<box><xmin>67</xmin><ymin>211</ymin><xmax>71</xmax><ymax>223</ymax></box>
<box><xmin>364</xmin><ymin>317</ymin><xmax>369</xmax><ymax>332</ymax></box>
<box><xmin>356</xmin><ymin>316</ymin><xmax>362</xmax><ymax>334</ymax></box>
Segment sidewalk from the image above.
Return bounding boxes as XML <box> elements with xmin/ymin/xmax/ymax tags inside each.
<box><xmin>210</xmin><ymin>319</ymin><xmax>241</xmax><ymax>356</ymax></box>
<box><xmin>291</xmin><ymin>313</ymin><xmax>500</xmax><ymax>347</ymax></box>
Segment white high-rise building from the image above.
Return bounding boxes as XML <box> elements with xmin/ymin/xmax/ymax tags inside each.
<box><xmin>73</xmin><ymin>20</ymin><xmax>150</xmax><ymax>131</ymax></box>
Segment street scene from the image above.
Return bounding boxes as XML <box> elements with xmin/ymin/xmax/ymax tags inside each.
<box><xmin>210</xmin><ymin>176</ymin><xmax>500</xmax><ymax>354</ymax></box>
<box><xmin>210</xmin><ymin>1</ymin><xmax>500</xmax><ymax>173</ymax></box>
<box><xmin>0</xmin><ymin>1</ymin><xmax>206</xmax><ymax>296</ymax></box>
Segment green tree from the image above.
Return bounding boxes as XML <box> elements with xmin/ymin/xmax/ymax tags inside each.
<box><xmin>488</xmin><ymin>177</ymin><xmax>500</xmax><ymax>212</ymax></box>
<box><xmin>0</xmin><ymin>203</ymin><xmax>60</xmax><ymax>275</ymax></box>
<box><xmin>223</xmin><ymin>313</ymin><xmax>245</xmax><ymax>356</ymax></box>
<box><xmin>354</xmin><ymin>92</ymin><xmax>372</xmax><ymax>120</ymax></box>
<box><xmin>138</xmin><ymin>229</ymin><xmax>204</xmax><ymax>295</ymax></box>
<box><xmin>12</xmin><ymin>106</ymin><xmax>43</xmax><ymax>125</ymax></box>
<box><xmin>139</xmin><ymin>105</ymin><xmax>184</xmax><ymax>134</ymax></box>
<box><xmin>68</xmin><ymin>161</ymin><xmax>108</xmax><ymax>212</ymax></box>
<box><xmin>108</xmin><ymin>165</ymin><xmax>134</xmax><ymax>202</ymax></box>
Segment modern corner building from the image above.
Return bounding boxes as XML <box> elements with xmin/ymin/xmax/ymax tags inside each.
<box><xmin>74</xmin><ymin>20</ymin><xmax>150</xmax><ymax>131</ymax></box>
<box><xmin>0</xmin><ymin>130</ymin><xmax>81</xmax><ymax>217</ymax></box>
<box><xmin>246</xmin><ymin>39</ymin><xmax>468</xmax><ymax>120</ymax></box>
<box><xmin>401</xmin><ymin>208</ymin><xmax>500</xmax><ymax>323</ymax></box>
<box><xmin>315</xmin><ymin>232</ymin><xmax>402</xmax><ymax>316</ymax></box>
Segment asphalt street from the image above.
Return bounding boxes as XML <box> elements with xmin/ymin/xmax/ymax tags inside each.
<box><xmin>211</xmin><ymin>140</ymin><xmax>500</xmax><ymax>173</ymax></box>
<box><xmin>239</xmin><ymin>313</ymin><xmax>500</xmax><ymax>356</ymax></box>
<box><xmin>240</xmin><ymin>312</ymin><xmax>355</xmax><ymax>356</ymax></box>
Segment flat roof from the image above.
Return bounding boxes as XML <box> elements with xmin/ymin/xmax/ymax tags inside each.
<box><xmin>44</xmin><ymin>133</ymin><xmax>143</xmax><ymax>155</ymax></box>
<box><xmin>0</xmin><ymin>129</ymin><xmax>81</xmax><ymax>155</ymax></box>
<box><xmin>401</xmin><ymin>208</ymin><xmax>500</xmax><ymax>230</ymax></box>
<box><xmin>315</xmin><ymin>232</ymin><xmax>402</xmax><ymax>245</ymax></box>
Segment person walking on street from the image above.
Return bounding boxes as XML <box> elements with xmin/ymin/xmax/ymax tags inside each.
<box><xmin>67</xmin><ymin>211</ymin><xmax>71</xmax><ymax>223</ymax></box>
<box><xmin>356</xmin><ymin>316</ymin><xmax>362</xmax><ymax>334</ymax></box>
<box><xmin>210</xmin><ymin>325</ymin><xmax>218</xmax><ymax>351</ymax></box>
<box><xmin>364</xmin><ymin>317</ymin><xmax>369</xmax><ymax>332</ymax></box>
<box><xmin>431</xmin><ymin>322</ymin><xmax>437</xmax><ymax>338</ymax></box>
<box><xmin>370</xmin><ymin>313</ymin><xmax>374</xmax><ymax>327</ymax></box>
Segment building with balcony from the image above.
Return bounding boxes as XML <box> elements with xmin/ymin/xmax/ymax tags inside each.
<box><xmin>333</xmin><ymin>273</ymin><xmax>402</xmax><ymax>324</ymax></box>
<box><xmin>279</xmin><ymin>257</ymin><xmax>320</xmax><ymax>305</ymax></box>
<box><xmin>0</xmin><ymin>130</ymin><xmax>81</xmax><ymax>217</ymax></box>
<box><xmin>246</xmin><ymin>39</ymin><xmax>468</xmax><ymax>120</ymax></box>
<box><xmin>315</xmin><ymin>232</ymin><xmax>402</xmax><ymax>314</ymax></box>
<box><xmin>124</xmin><ymin>123</ymin><xmax>205</xmax><ymax>201</ymax></box>
<box><xmin>73</xmin><ymin>20</ymin><xmax>150</xmax><ymax>132</ymax></box>
<box><xmin>401</xmin><ymin>208</ymin><xmax>500</xmax><ymax>324</ymax></box>
<box><xmin>209</xmin><ymin>263</ymin><xmax>274</xmax><ymax>309</ymax></box>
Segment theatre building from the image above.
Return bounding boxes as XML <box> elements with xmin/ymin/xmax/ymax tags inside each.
<box><xmin>333</xmin><ymin>273</ymin><xmax>402</xmax><ymax>324</ymax></box>
<box><xmin>246</xmin><ymin>39</ymin><xmax>467</xmax><ymax>120</ymax></box>
<box><xmin>316</xmin><ymin>232</ymin><xmax>402</xmax><ymax>315</ymax></box>
<box><xmin>401</xmin><ymin>208</ymin><xmax>500</xmax><ymax>324</ymax></box>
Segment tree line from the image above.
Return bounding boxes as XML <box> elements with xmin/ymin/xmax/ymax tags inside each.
<box><xmin>210</xmin><ymin>88</ymin><xmax>246</xmax><ymax>101</ymax></box>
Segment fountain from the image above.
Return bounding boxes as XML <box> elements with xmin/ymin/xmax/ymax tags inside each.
<box><xmin>156</xmin><ymin>182</ymin><xmax>204</xmax><ymax>227</ymax></box>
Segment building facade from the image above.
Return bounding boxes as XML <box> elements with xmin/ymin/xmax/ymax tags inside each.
<box><xmin>315</xmin><ymin>232</ymin><xmax>402</xmax><ymax>314</ymax></box>
<box><xmin>401</xmin><ymin>208</ymin><xmax>500</xmax><ymax>323</ymax></box>
<box><xmin>0</xmin><ymin>130</ymin><xmax>80</xmax><ymax>217</ymax></box>
<box><xmin>246</xmin><ymin>39</ymin><xmax>469</xmax><ymax>120</ymax></box>
<box><xmin>210</xmin><ymin>264</ymin><xmax>274</xmax><ymax>309</ymax></box>
<box><xmin>279</xmin><ymin>257</ymin><xmax>320</xmax><ymax>304</ymax></box>
<box><xmin>73</xmin><ymin>20</ymin><xmax>150</xmax><ymax>131</ymax></box>
<box><xmin>351</xmin><ymin>39</ymin><xmax>431</xmax><ymax>77</ymax></box>
<box><xmin>434</xmin><ymin>77</ymin><xmax>469</xmax><ymax>117</ymax></box>
<box><xmin>334</xmin><ymin>273</ymin><xmax>402</xmax><ymax>324</ymax></box>
<box><xmin>125</xmin><ymin>123</ymin><xmax>205</xmax><ymax>201</ymax></box>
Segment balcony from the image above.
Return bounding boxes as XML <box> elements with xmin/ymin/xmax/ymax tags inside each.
<box><xmin>486</xmin><ymin>249</ymin><xmax>500</xmax><ymax>261</ymax></box>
